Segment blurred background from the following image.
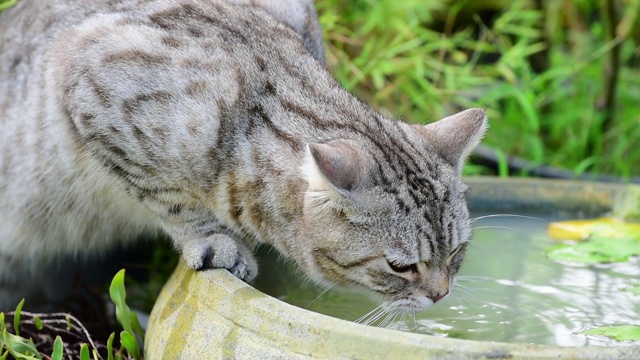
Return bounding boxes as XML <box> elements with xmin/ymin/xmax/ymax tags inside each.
<box><xmin>315</xmin><ymin>0</ymin><xmax>640</xmax><ymax>181</ymax></box>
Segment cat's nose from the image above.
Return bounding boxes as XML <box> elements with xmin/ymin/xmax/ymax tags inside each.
<box><xmin>428</xmin><ymin>291</ymin><xmax>448</xmax><ymax>303</ymax></box>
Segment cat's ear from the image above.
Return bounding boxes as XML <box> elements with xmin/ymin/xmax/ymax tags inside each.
<box><xmin>413</xmin><ymin>108</ymin><xmax>488</xmax><ymax>173</ymax></box>
<box><xmin>302</xmin><ymin>140</ymin><xmax>368</xmax><ymax>194</ymax></box>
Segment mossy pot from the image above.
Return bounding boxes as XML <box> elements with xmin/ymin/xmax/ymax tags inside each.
<box><xmin>145</xmin><ymin>177</ymin><xmax>640</xmax><ymax>359</ymax></box>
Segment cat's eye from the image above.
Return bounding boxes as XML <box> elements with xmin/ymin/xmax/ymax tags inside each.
<box><xmin>387</xmin><ymin>261</ymin><xmax>418</xmax><ymax>274</ymax></box>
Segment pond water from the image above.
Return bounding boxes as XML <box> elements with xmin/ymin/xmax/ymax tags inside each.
<box><xmin>253</xmin><ymin>210</ymin><xmax>640</xmax><ymax>347</ymax></box>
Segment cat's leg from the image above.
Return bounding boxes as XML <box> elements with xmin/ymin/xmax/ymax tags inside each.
<box><xmin>159</xmin><ymin>209</ymin><xmax>258</xmax><ymax>282</ymax></box>
<box><xmin>180</xmin><ymin>235</ymin><xmax>257</xmax><ymax>281</ymax></box>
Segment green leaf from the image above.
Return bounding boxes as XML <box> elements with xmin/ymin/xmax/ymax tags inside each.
<box><xmin>33</xmin><ymin>317</ymin><xmax>42</xmax><ymax>331</ymax></box>
<box><xmin>51</xmin><ymin>336</ymin><xmax>64</xmax><ymax>360</ymax></box>
<box><xmin>109</xmin><ymin>269</ymin><xmax>144</xmax><ymax>350</ymax></box>
<box><xmin>120</xmin><ymin>331</ymin><xmax>140</xmax><ymax>359</ymax></box>
<box><xmin>546</xmin><ymin>244</ymin><xmax>614</xmax><ymax>264</ymax></box>
<box><xmin>110</xmin><ymin>270</ymin><xmax>133</xmax><ymax>333</ymax></box>
<box><xmin>0</xmin><ymin>0</ymin><xmax>18</xmax><ymax>11</ymax></box>
<box><xmin>106</xmin><ymin>332</ymin><xmax>115</xmax><ymax>360</ymax></box>
<box><xmin>626</xmin><ymin>285</ymin><xmax>640</xmax><ymax>296</ymax></box>
<box><xmin>79</xmin><ymin>344</ymin><xmax>90</xmax><ymax>360</ymax></box>
<box><xmin>546</xmin><ymin>235</ymin><xmax>640</xmax><ymax>264</ymax></box>
<box><xmin>14</xmin><ymin>299</ymin><xmax>24</xmax><ymax>337</ymax></box>
<box><xmin>65</xmin><ymin>316</ymin><xmax>72</xmax><ymax>331</ymax></box>
<box><xmin>582</xmin><ymin>325</ymin><xmax>640</xmax><ymax>342</ymax></box>
<box><xmin>2</xmin><ymin>330</ymin><xmax>42</xmax><ymax>360</ymax></box>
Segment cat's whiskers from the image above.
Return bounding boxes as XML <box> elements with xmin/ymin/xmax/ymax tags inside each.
<box><xmin>395</xmin><ymin>310</ymin><xmax>407</xmax><ymax>330</ymax></box>
<box><xmin>452</xmin><ymin>279</ymin><xmax>493</xmax><ymax>305</ymax></box>
<box><xmin>362</xmin><ymin>305</ymin><xmax>392</xmax><ymax>326</ymax></box>
<box><xmin>378</xmin><ymin>308</ymin><xmax>400</xmax><ymax>328</ymax></box>
<box><xmin>389</xmin><ymin>310</ymin><xmax>403</xmax><ymax>329</ymax></box>
<box><xmin>307</xmin><ymin>282</ymin><xmax>338</xmax><ymax>307</ymax></box>
<box><xmin>354</xmin><ymin>302</ymin><xmax>388</xmax><ymax>324</ymax></box>
<box><xmin>465</xmin><ymin>240</ymin><xmax>491</xmax><ymax>257</ymax></box>
<box><xmin>472</xmin><ymin>225</ymin><xmax>527</xmax><ymax>233</ymax></box>
<box><xmin>470</xmin><ymin>214</ymin><xmax>543</xmax><ymax>223</ymax></box>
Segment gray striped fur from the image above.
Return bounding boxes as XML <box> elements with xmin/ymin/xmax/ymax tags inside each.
<box><xmin>0</xmin><ymin>0</ymin><xmax>486</xmax><ymax>311</ymax></box>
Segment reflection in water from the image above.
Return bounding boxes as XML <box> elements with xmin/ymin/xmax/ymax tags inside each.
<box><xmin>252</xmin><ymin>211</ymin><xmax>640</xmax><ymax>346</ymax></box>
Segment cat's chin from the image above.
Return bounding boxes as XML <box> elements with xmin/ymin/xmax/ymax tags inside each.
<box><xmin>388</xmin><ymin>297</ymin><xmax>438</xmax><ymax>312</ymax></box>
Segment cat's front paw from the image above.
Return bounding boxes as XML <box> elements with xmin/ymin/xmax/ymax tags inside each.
<box><xmin>180</xmin><ymin>235</ymin><xmax>257</xmax><ymax>282</ymax></box>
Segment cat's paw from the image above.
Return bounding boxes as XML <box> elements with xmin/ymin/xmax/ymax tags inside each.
<box><xmin>181</xmin><ymin>235</ymin><xmax>258</xmax><ymax>282</ymax></box>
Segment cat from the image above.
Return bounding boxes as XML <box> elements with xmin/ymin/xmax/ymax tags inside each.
<box><xmin>0</xmin><ymin>0</ymin><xmax>487</xmax><ymax>313</ymax></box>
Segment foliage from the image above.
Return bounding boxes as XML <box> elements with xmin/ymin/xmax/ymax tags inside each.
<box><xmin>546</xmin><ymin>217</ymin><xmax>640</xmax><ymax>263</ymax></box>
<box><xmin>546</xmin><ymin>236</ymin><xmax>640</xmax><ymax>264</ymax></box>
<box><xmin>316</xmin><ymin>0</ymin><xmax>640</xmax><ymax>178</ymax></box>
<box><xmin>548</xmin><ymin>218</ymin><xmax>640</xmax><ymax>241</ymax></box>
<box><xmin>626</xmin><ymin>285</ymin><xmax>640</xmax><ymax>296</ymax></box>
<box><xmin>109</xmin><ymin>270</ymin><xmax>144</xmax><ymax>360</ymax></box>
<box><xmin>582</xmin><ymin>325</ymin><xmax>640</xmax><ymax>342</ymax></box>
<box><xmin>0</xmin><ymin>0</ymin><xmax>17</xmax><ymax>11</ymax></box>
<box><xmin>0</xmin><ymin>270</ymin><xmax>144</xmax><ymax>360</ymax></box>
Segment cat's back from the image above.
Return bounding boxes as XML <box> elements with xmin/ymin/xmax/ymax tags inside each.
<box><xmin>0</xmin><ymin>0</ymin><xmax>325</xmax><ymax>306</ymax></box>
<box><xmin>0</xmin><ymin>0</ymin><xmax>327</xmax><ymax>252</ymax></box>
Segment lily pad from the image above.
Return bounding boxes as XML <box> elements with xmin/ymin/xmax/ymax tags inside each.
<box><xmin>546</xmin><ymin>236</ymin><xmax>640</xmax><ymax>264</ymax></box>
<box><xmin>546</xmin><ymin>244</ymin><xmax>617</xmax><ymax>264</ymax></box>
<box><xmin>626</xmin><ymin>285</ymin><xmax>640</xmax><ymax>296</ymax></box>
<box><xmin>582</xmin><ymin>325</ymin><xmax>640</xmax><ymax>342</ymax></box>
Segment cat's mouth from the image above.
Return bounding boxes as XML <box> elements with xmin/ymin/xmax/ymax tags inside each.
<box><xmin>388</xmin><ymin>296</ymin><xmax>439</xmax><ymax>312</ymax></box>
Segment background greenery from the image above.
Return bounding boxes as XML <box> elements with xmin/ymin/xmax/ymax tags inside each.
<box><xmin>316</xmin><ymin>0</ymin><xmax>640</xmax><ymax>180</ymax></box>
<box><xmin>2</xmin><ymin>0</ymin><xmax>638</xmax><ymax>178</ymax></box>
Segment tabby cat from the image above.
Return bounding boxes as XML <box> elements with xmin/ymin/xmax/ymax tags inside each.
<box><xmin>0</xmin><ymin>0</ymin><xmax>487</xmax><ymax>312</ymax></box>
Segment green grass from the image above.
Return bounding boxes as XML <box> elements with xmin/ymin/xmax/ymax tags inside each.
<box><xmin>316</xmin><ymin>0</ymin><xmax>640</xmax><ymax>179</ymax></box>
<box><xmin>3</xmin><ymin>0</ymin><xmax>639</xmax><ymax>178</ymax></box>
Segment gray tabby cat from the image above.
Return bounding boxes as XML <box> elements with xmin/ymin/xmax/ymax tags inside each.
<box><xmin>0</xmin><ymin>0</ymin><xmax>487</xmax><ymax>312</ymax></box>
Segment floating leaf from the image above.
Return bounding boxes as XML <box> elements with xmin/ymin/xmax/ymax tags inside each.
<box><xmin>626</xmin><ymin>285</ymin><xmax>640</xmax><ymax>296</ymax></box>
<box><xmin>586</xmin><ymin>236</ymin><xmax>640</xmax><ymax>259</ymax></box>
<box><xmin>546</xmin><ymin>216</ymin><xmax>640</xmax><ymax>265</ymax></box>
<box><xmin>582</xmin><ymin>325</ymin><xmax>640</xmax><ymax>342</ymax></box>
<box><xmin>548</xmin><ymin>218</ymin><xmax>640</xmax><ymax>241</ymax></box>
<box><xmin>546</xmin><ymin>236</ymin><xmax>640</xmax><ymax>264</ymax></box>
<box><xmin>546</xmin><ymin>244</ymin><xmax>615</xmax><ymax>263</ymax></box>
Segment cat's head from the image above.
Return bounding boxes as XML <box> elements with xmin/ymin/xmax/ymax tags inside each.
<box><xmin>298</xmin><ymin>108</ymin><xmax>487</xmax><ymax>311</ymax></box>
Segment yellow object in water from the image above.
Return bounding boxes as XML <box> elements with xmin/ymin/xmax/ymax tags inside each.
<box><xmin>547</xmin><ymin>218</ymin><xmax>640</xmax><ymax>241</ymax></box>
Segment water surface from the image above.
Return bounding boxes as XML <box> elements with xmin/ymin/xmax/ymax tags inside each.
<box><xmin>253</xmin><ymin>211</ymin><xmax>640</xmax><ymax>346</ymax></box>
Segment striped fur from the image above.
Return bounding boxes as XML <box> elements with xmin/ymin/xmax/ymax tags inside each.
<box><xmin>0</xmin><ymin>0</ymin><xmax>486</xmax><ymax>311</ymax></box>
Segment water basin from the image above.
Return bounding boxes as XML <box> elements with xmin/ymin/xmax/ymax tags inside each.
<box><xmin>145</xmin><ymin>177</ymin><xmax>640</xmax><ymax>359</ymax></box>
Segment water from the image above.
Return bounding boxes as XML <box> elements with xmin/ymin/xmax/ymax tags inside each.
<box><xmin>252</xmin><ymin>211</ymin><xmax>640</xmax><ymax>346</ymax></box>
